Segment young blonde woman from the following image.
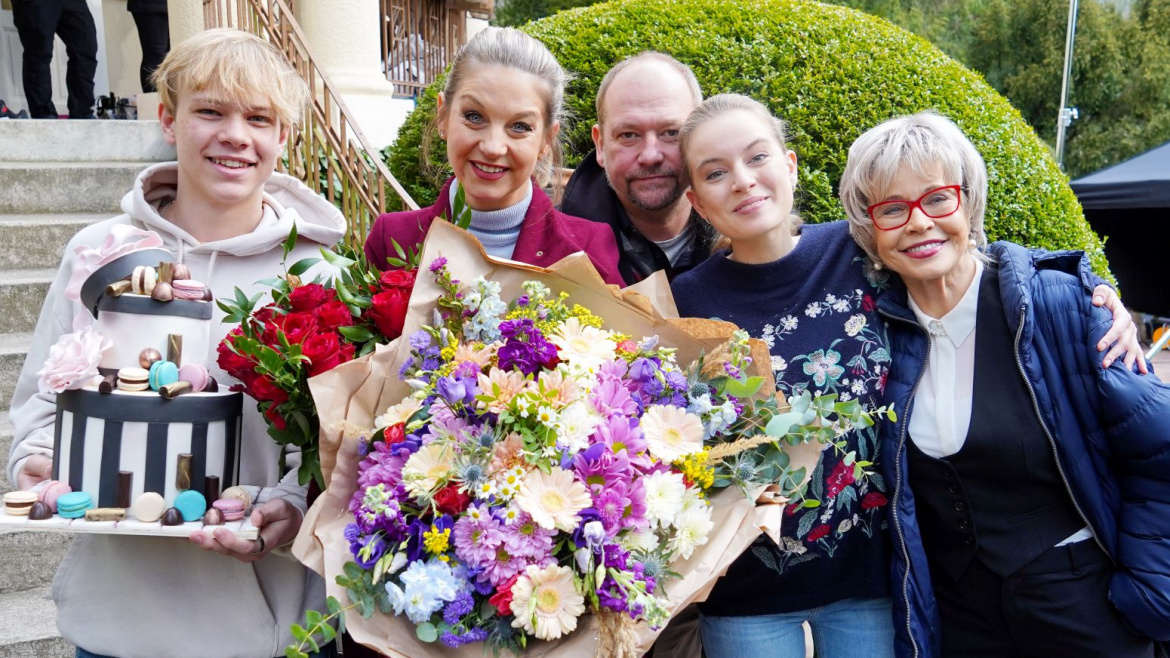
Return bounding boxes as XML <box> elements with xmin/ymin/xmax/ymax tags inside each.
<box><xmin>669</xmin><ymin>94</ymin><xmax>1140</xmax><ymax>658</ymax></box>
<box><xmin>365</xmin><ymin>27</ymin><xmax>622</xmax><ymax>286</ymax></box>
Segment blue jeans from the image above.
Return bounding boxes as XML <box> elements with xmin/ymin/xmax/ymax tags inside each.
<box><xmin>699</xmin><ymin>596</ymin><xmax>896</xmax><ymax>658</ymax></box>
<box><xmin>77</xmin><ymin>643</ymin><xmax>338</xmax><ymax>658</ymax></box>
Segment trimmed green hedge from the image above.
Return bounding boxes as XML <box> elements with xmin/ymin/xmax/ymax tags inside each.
<box><xmin>385</xmin><ymin>0</ymin><xmax>1111</xmax><ymax>280</ymax></box>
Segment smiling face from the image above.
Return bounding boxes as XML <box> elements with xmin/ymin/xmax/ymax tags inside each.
<box><xmin>683</xmin><ymin>109</ymin><xmax>798</xmax><ymax>260</ymax></box>
<box><xmin>872</xmin><ymin>166</ymin><xmax>976</xmax><ymax>293</ymax></box>
<box><xmin>160</xmin><ymin>87</ymin><xmax>285</xmax><ymax>215</ymax></box>
<box><xmin>593</xmin><ymin>61</ymin><xmax>698</xmax><ymax>220</ymax></box>
<box><xmin>437</xmin><ymin>64</ymin><xmax>557</xmax><ymax>211</ymax></box>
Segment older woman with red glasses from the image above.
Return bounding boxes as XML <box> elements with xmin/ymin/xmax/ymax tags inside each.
<box><xmin>840</xmin><ymin>111</ymin><xmax>1170</xmax><ymax>658</ymax></box>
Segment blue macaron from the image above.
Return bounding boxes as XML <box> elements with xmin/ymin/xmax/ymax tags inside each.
<box><xmin>56</xmin><ymin>491</ymin><xmax>93</xmax><ymax>519</ymax></box>
<box><xmin>173</xmin><ymin>490</ymin><xmax>207</xmax><ymax>522</ymax></box>
<box><xmin>148</xmin><ymin>360</ymin><xmax>180</xmax><ymax>391</ymax></box>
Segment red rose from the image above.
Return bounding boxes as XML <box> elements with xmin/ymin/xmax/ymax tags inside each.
<box><xmin>302</xmin><ymin>332</ymin><xmax>349</xmax><ymax>377</ymax></box>
<box><xmin>264</xmin><ymin>403</ymin><xmax>288</xmax><ymax>430</ymax></box>
<box><xmin>368</xmin><ymin>288</ymin><xmax>410</xmax><ymax>339</ymax></box>
<box><xmin>861</xmin><ymin>492</ymin><xmax>888</xmax><ymax>510</ymax></box>
<box><xmin>217</xmin><ymin>331</ymin><xmax>256</xmax><ymax>379</ymax></box>
<box><xmin>316</xmin><ymin>300</ymin><xmax>353</xmax><ymax>330</ymax></box>
<box><xmin>251</xmin><ymin>375</ymin><xmax>289</xmax><ymax>404</ymax></box>
<box><xmin>433</xmin><ymin>483</ymin><xmax>471</xmax><ymax>516</ymax></box>
<box><xmin>267</xmin><ymin>311</ymin><xmax>318</xmax><ymax>346</ymax></box>
<box><xmin>288</xmin><ymin>283</ymin><xmax>329</xmax><ymax>312</ymax></box>
<box><xmin>379</xmin><ymin>269</ymin><xmax>416</xmax><ymax>290</ymax></box>
<box><xmin>253</xmin><ymin>305</ymin><xmax>276</xmax><ymax>325</ymax></box>
<box><xmin>489</xmin><ymin>574</ymin><xmax>520</xmax><ymax>615</ymax></box>
<box><xmin>807</xmin><ymin>524</ymin><xmax>831</xmax><ymax>542</ymax></box>
<box><xmin>384</xmin><ymin>423</ymin><xmax>406</xmax><ymax>444</ymax></box>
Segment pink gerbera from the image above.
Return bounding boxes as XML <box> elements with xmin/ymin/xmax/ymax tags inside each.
<box><xmin>501</xmin><ymin>511</ymin><xmax>555</xmax><ymax>560</ymax></box>
<box><xmin>453</xmin><ymin>504</ymin><xmax>504</xmax><ymax>568</ymax></box>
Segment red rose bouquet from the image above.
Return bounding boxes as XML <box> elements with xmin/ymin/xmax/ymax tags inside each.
<box><xmin>216</xmin><ymin>225</ymin><xmax>418</xmax><ymax>487</ymax></box>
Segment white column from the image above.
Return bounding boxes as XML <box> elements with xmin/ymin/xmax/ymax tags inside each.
<box><xmin>295</xmin><ymin>0</ymin><xmax>413</xmax><ymax>149</ymax></box>
<box><xmin>168</xmin><ymin>0</ymin><xmax>204</xmax><ymax>47</ymax></box>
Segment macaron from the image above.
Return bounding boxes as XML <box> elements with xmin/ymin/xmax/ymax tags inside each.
<box><xmin>212</xmin><ymin>498</ymin><xmax>246</xmax><ymax>522</ymax></box>
<box><xmin>178</xmin><ymin>363</ymin><xmax>210</xmax><ymax>392</ymax></box>
<box><xmin>39</xmin><ymin>480</ymin><xmax>72</xmax><ymax>513</ymax></box>
<box><xmin>148</xmin><ymin>360</ymin><xmax>179</xmax><ymax>391</ymax></box>
<box><xmin>174</xmin><ymin>490</ymin><xmax>207</xmax><ymax>522</ymax></box>
<box><xmin>171</xmin><ymin>279</ymin><xmax>206</xmax><ymax>301</ymax></box>
<box><xmin>56</xmin><ymin>491</ymin><xmax>93</xmax><ymax>519</ymax></box>
<box><xmin>219</xmin><ymin>486</ymin><xmax>252</xmax><ymax>513</ymax></box>
<box><xmin>3</xmin><ymin>491</ymin><xmax>38</xmax><ymax>516</ymax></box>
<box><xmin>131</xmin><ymin>265</ymin><xmax>157</xmax><ymax>296</ymax></box>
<box><xmin>117</xmin><ymin>367</ymin><xmax>150</xmax><ymax>392</ymax></box>
<box><xmin>131</xmin><ymin>492</ymin><xmax>166</xmax><ymax>522</ymax></box>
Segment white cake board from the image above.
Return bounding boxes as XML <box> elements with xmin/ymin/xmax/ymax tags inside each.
<box><xmin>0</xmin><ymin>507</ymin><xmax>258</xmax><ymax>539</ymax></box>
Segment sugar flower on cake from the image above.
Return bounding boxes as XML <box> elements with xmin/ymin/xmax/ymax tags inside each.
<box><xmin>37</xmin><ymin>326</ymin><xmax>112</xmax><ymax>394</ymax></box>
<box><xmin>515</xmin><ymin>466</ymin><xmax>591</xmax><ymax>532</ymax></box>
<box><xmin>509</xmin><ymin>564</ymin><xmax>586</xmax><ymax>640</ymax></box>
<box><xmin>641</xmin><ymin>404</ymin><xmax>704</xmax><ymax>463</ymax></box>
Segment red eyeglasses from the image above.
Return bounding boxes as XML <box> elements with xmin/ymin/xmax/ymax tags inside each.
<box><xmin>866</xmin><ymin>185</ymin><xmax>962</xmax><ymax>230</ymax></box>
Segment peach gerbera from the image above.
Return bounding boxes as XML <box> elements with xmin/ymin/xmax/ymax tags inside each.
<box><xmin>641</xmin><ymin>404</ymin><xmax>704</xmax><ymax>463</ymax></box>
<box><xmin>515</xmin><ymin>467</ymin><xmax>591</xmax><ymax>532</ymax></box>
<box><xmin>509</xmin><ymin>564</ymin><xmax>585</xmax><ymax>640</ymax></box>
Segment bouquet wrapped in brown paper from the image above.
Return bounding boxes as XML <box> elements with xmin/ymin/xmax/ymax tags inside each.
<box><xmin>291</xmin><ymin>221</ymin><xmax>864</xmax><ymax>657</ymax></box>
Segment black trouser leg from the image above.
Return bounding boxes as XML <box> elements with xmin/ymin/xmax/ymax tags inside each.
<box><xmin>56</xmin><ymin>0</ymin><xmax>98</xmax><ymax>118</ymax></box>
<box><xmin>11</xmin><ymin>0</ymin><xmax>63</xmax><ymax>118</ymax></box>
<box><xmin>131</xmin><ymin>11</ymin><xmax>169</xmax><ymax>93</ymax></box>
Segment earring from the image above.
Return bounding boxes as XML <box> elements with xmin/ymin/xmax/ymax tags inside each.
<box><xmin>872</xmin><ymin>260</ymin><xmax>883</xmax><ymax>271</ymax></box>
<box><xmin>968</xmin><ymin>237</ymin><xmax>978</xmax><ymax>250</ymax></box>
<box><xmin>438</xmin><ymin>130</ymin><xmax>446</xmax><ymax>139</ymax></box>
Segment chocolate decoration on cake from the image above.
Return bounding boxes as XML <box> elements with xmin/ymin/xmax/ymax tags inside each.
<box><xmin>161</xmin><ymin>507</ymin><xmax>184</xmax><ymax>526</ymax></box>
<box><xmin>151</xmin><ymin>281</ymin><xmax>174</xmax><ymax>302</ymax></box>
<box><xmin>85</xmin><ymin>508</ymin><xmax>126</xmax><ymax>522</ymax></box>
<box><xmin>204</xmin><ymin>378</ymin><xmax>219</xmax><ymax>393</ymax></box>
<box><xmin>105</xmin><ymin>280</ymin><xmax>133</xmax><ymax>298</ymax></box>
<box><xmin>167</xmin><ymin>334</ymin><xmax>182</xmax><ymax>364</ymax></box>
<box><xmin>160</xmin><ymin>381</ymin><xmax>192</xmax><ymax>400</ymax></box>
<box><xmin>98</xmin><ymin>374</ymin><xmax>117</xmax><ymax>394</ymax></box>
<box><xmin>202</xmin><ymin>508</ymin><xmax>224</xmax><ymax>525</ymax></box>
<box><xmin>173</xmin><ymin>263</ymin><xmax>191</xmax><ymax>281</ymax></box>
<box><xmin>176</xmin><ymin>453</ymin><xmax>193</xmax><ymax>491</ymax></box>
<box><xmin>139</xmin><ymin>348</ymin><xmax>162</xmax><ymax>369</ymax></box>
<box><xmin>116</xmin><ymin>471</ymin><xmax>133</xmax><ymax>508</ymax></box>
<box><xmin>201</xmin><ymin>288</ymin><xmax>214</xmax><ymax>302</ymax></box>
<box><xmin>204</xmin><ymin>475</ymin><xmax>221</xmax><ymax>503</ymax></box>
<box><xmin>28</xmin><ymin>501</ymin><xmax>53</xmax><ymax>520</ymax></box>
<box><xmin>157</xmin><ymin>262</ymin><xmax>174</xmax><ymax>285</ymax></box>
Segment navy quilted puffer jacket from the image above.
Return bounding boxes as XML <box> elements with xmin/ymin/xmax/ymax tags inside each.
<box><xmin>877</xmin><ymin>241</ymin><xmax>1170</xmax><ymax>658</ymax></box>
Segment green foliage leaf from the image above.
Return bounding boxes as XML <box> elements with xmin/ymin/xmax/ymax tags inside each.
<box><xmin>289</xmin><ymin>257</ymin><xmax>322</xmax><ymax>276</ymax></box>
<box><xmin>339</xmin><ymin>325</ymin><xmax>376</xmax><ymax>343</ymax></box>
<box><xmin>417</xmin><ymin>621</ymin><xmax>440</xmax><ymax>643</ymax></box>
<box><xmin>283</xmin><ymin>224</ymin><xmax>298</xmax><ymax>260</ymax></box>
<box><xmin>723</xmin><ymin>376</ymin><xmax>764</xmax><ymax>399</ymax></box>
<box><xmin>321</xmin><ymin>247</ymin><xmax>357</xmax><ymax>269</ymax></box>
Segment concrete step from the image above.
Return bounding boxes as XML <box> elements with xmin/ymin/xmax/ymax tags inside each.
<box><xmin>0</xmin><ymin>333</ymin><xmax>32</xmax><ymax>413</ymax></box>
<box><xmin>0</xmin><ymin>214</ymin><xmax>104</xmax><ymax>270</ymax></box>
<box><xmin>0</xmin><ymin>162</ymin><xmax>140</xmax><ymax>214</ymax></box>
<box><xmin>0</xmin><ymin>586</ymin><xmax>71</xmax><ymax>658</ymax></box>
<box><xmin>0</xmin><ymin>119</ymin><xmax>174</xmax><ymax>163</ymax></box>
<box><xmin>0</xmin><ymin>269</ymin><xmax>54</xmax><ymax>335</ymax></box>
<box><xmin>0</xmin><ymin>531</ymin><xmax>71</xmax><ymax>596</ymax></box>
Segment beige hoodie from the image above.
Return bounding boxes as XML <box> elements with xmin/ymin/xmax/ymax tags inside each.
<box><xmin>7</xmin><ymin>162</ymin><xmax>346</xmax><ymax>658</ymax></box>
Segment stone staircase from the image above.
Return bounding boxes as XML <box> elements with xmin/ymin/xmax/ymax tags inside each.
<box><xmin>0</xmin><ymin>119</ymin><xmax>173</xmax><ymax>657</ymax></box>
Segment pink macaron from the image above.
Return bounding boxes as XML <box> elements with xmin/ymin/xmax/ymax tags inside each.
<box><xmin>171</xmin><ymin>279</ymin><xmax>207</xmax><ymax>301</ymax></box>
<box><xmin>212</xmin><ymin>498</ymin><xmax>246</xmax><ymax>522</ymax></box>
<box><xmin>178</xmin><ymin>363</ymin><xmax>210</xmax><ymax>392</ymax></box>
<box><xmin>39</xmin><ymin>480</ymin><xmax>73</xmax><ymax>514</ymax></box>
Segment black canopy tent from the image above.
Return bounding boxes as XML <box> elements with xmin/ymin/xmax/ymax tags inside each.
<box><xmin>1070</xmin><ymin>141</ymin><xmax>1170</xmax><ymax>317</ymax></box>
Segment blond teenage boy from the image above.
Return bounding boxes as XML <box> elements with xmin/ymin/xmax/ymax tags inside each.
<box><xmin>7</xmin><ymin>29</ymin><xmax>344</xmax><ymax>658</ymax></box>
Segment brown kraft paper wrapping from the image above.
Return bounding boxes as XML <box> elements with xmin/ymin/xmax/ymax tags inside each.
<box><xmin>293</xmin><ymin>221</ymin><xmax>821</xmax><ymax>657</ymax></box>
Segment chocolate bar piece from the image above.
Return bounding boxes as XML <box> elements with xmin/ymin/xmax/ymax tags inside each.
<box><xmin>85</xmin><ymin>508</ymin><xmax>126</xmax><ymax>522</ymax></box>
<box><xmin>204</xmin><ymin>475</ymin><xmax>221</xmax><ymax>503</ymax></box>
<box><xmin>105</xmin><ymin>280</ymin><xmax>133</xmax><ymax>298</ymax></box>
<box><xmin>157</xmin><ymin>262</ymin><xmax>175</xmax><ymax>285</ymax></box>
<box><xmin>116</xmin><ymin>471</ymin><xmax>133</xmax><ymax>508</ymax></box>
<box><xmin>160</xmin><ymin>381</ymin><xmax>192</xmax><ymax>400</ymax></box>
<box><xmin>167</xmin><ymin>334</ymin><xmax>182</xmax><ymax>364</ymax></box>
<box><xmin>176</xmin><ymin>453</ymin><xmax>192</xmax><ymax>491</ymax></box>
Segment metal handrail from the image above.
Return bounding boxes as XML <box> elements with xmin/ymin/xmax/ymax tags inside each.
<box><xmin>203</xmin><ymin>0</ymin><xmax>418</xmax><ymax>250</ymax></box>
<box><xmin>380</xmin><ymin>0</ymin><xmax>466</xmax><ymax>97</ymax></box>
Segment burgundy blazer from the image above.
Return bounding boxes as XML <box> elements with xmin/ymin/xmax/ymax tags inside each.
<box><xmin>365</xmin><ymin>178</ymin><xmax>624</xmax><ymax>286</ymax></box>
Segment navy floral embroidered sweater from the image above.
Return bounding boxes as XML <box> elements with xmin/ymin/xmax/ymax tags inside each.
<box><xmin>672</xmin><ymin>221</ymin><xmax>892</xmax><ymax>615</ymax></box>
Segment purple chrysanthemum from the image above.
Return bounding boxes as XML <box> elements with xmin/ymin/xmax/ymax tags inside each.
<box><xmin>453</xmin><ymin>505</ymin><xmax>504</xmax><ymax>568</ymax></box>
<box><xmin>500</xmin><ymin>512</ymin><xmax>555</xmax><ymax>560</ymax></box>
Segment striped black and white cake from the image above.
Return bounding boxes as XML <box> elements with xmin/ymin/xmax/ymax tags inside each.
<box><xmin>53</xmin><ymin>389</ymin><xmax>243</xmax><ymax>506</ymax></box>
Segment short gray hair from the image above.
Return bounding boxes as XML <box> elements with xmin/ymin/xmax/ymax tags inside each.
<box><xmin>424</xmin><ymin>27</ymin><xmax>570</xmax><ymax>187</ymax></box>
<box><xmin>839</xmin><ymin>111</ymin><xmax>988</xmax><ymax>264</ymax></box>
<box><xmin>595</xmin><ymin>51</ymin><xmax>702</xmax><ymax>126</ymax></box>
